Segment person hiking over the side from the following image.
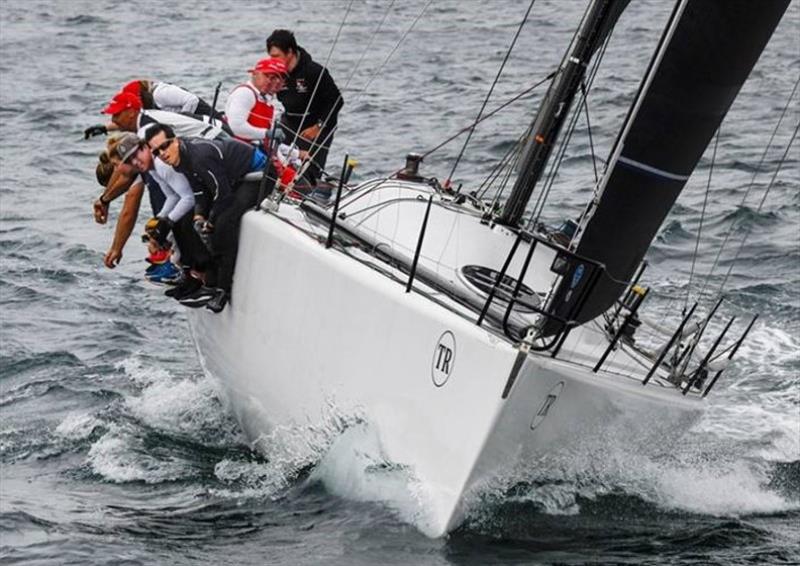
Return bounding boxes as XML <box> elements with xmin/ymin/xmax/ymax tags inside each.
<box><xmin>90</xmin><ymin>91</ymin><xmax>228</xmax><ymax>225</ymax></box>
<box><xmin>83</xmin><ymin>81</ymin><xmax>225</xmax><ymax>140</ymax></box>
<box><xmin>116</xmin><ymin>132</ymin><xmax>212</xmax><ymax>287</ymax></box>
<box><xmin>120</xmin><ymin>79</ymin><xmax>223</xmax><ymax>119</ymax></box>
<box><xmin>144</xmin><ymin>123</ymin><xmax>271</xmax><ymax>313</ymax></box>
<box><xmin>266</xmin><ymin>29</ymin><xmax>343</xmax><ymax>185</ymax></box>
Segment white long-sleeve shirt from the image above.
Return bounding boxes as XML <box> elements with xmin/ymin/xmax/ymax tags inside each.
<box><xmin>224</xmin><ymin>81</ymin><xmax>284</xmax><ymax>141</ymax></box>
<box><xmin>152</xmin><ymin>81</ymin><xmax>200</xmax><ymax>114</ymax></box>
<box><xmin>149</xmin><ymin>158</ymin><xmax>196</xmax><ymax>223</ymax></box>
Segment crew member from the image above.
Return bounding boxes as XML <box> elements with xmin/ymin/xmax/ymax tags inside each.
<box><xmin>144</xmin><ymin>123</ymin><xmax>272</xmax><ymax>313</ymax></box>
<box><xmin>224</xmin><ymin>57</ymin><xmax>287</xmax><ymax>143</ymax></box>
<box><xmin>267</xmin><ymin>29</ymin><xmax>343</xmax><ymax>185</ymax></box>
<box><xmin>121</xmin><ymin>79</ymin><xmax>221</xmax><ymax>118</ymax></box>
<box><xmin>90</xmin><ymin>91</ymin><xmax>228</xmax><ymax>226</ymax></box>
<box><xmin>116</xmin><ymin>131</ymin><xmax>212</xmax><ymax>287</ymax></box>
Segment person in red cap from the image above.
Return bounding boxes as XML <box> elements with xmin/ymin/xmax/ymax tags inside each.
<box><xmin>224</xmin><ymin>57</ymin><xmax>287</xmax><ymax>143</ymax></box>
<box><xmin>120</xmin><ymin>79</ymin><xmax>221</xmax><ymax>118</ymax></box>
<box><xmin>90</xmin><ymin>90</ymin><xmax>229</xmax><ymax>226</ymax></box>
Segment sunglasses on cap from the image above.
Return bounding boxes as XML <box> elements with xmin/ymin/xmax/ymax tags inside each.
<box><xmin>150</xmin><ymin>138</ymin><xmax>175</xmax><ymax>158</ymax></box>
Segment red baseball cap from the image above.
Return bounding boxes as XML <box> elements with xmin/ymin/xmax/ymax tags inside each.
<box><xmin>102</xmin><ymin>91</ymin><xmax>142</xmax><ymax>115</ymax></box>
<box><xmin>248</xmin><ymin>57</ymin><xmax>288</xmax><ymax>76</ymax></box>
<box><xmin>121</xmin><ymin>80</ymin><xmax>142</xmax><ymax>96</ymax></box>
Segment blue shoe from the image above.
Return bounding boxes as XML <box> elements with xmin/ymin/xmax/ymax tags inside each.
<box><xmin>145</xmin><ymin>261</ymin><xmax>182</xmax><ymax>285</ymax></box>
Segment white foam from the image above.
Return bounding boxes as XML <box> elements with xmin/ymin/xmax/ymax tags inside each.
<box><xmin>211</xmin><ymin>458</ymin><xmax>291</xmax><ymax>499</ymax></box>
<box><xmin>125</xmin><ymin>374</ymin><xmax>240</xmax><ymax>446</ymax></box>
<box><xmin>736</xmin><ymin>323</ymin><xmax>800</xmax><ymax>369</ymax></box>
<box><xmin>653</xmin><ymin>458</ymin><xmax>797</xmax><ymax>516</ymax></box>
<box><xmin>87</xmin><ymin>427</ymin><xmax>188</xmax><ymax>484</ymax></box>
<box><xmin>309</xmin><ymin>422</ymin><xmax>441</xmax><ymax>536</ymax></box>
<box><xmin>115</xmin><ymin>355</ymin><xmax>172</xmax><ymax>387</ymax></box>
<box><xmin>54</xmin><ymin>411</ymin><xmax>100</xmax><ymax>440</ymax></box>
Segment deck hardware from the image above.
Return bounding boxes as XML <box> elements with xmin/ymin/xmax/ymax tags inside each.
<box><xmin>593</xmin><ymin>286</ymin><xmax>649</xmax><ymax>373</ymax></box>
<box><xmin>326</xmin><ymin>154</ymin><xmax>350</xmax><ymax>249</ymax></box>
<box><xmin>642</xmin><ymin>302</ymin><xmax>697</xmax><ymax>386</ymax></box>
<box><xmin>674</xmin><ymin>296</ymin><xmax>724</xmax><ymax>375</ymax></box>
<box><xmin>703</xmin><ymin>314</ymin><xmax>758</xmax><ymax>398</ymax></box>
<box><xmin>406</xmin><ymin>196</ymin><xmax>434</xmax><ymax>293</ymax></box>
<box><xmin>683</xmin><ymin>315</ymin><xmax>735</xmax><ymax>395</ymax></box>
<box><xmin>477</xmin><ymin>232</ymin><xmax>523</xmax><ymax>327</ymax></box>
<box><xmin>610</xmin><ymin>261</ymin><xmax>647</xmax><ymax>328</ymax></box>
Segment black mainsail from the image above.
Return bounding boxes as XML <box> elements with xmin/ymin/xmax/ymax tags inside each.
<box><xmin>544</xmin><ymin>0</ymin><xmax>790</xmax><ymax>332</ymax></box>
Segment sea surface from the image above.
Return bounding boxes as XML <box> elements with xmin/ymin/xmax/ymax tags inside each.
<box><xmin>1</xmin><ymin>1</ymin><xmax>798</xmax><ymax>564</ymax></box>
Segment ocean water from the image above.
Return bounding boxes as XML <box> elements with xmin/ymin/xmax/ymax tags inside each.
<box><xmin>1</xmin><ymin>1</ymin><xmax>798</xmax><ymax>564</ymax></box>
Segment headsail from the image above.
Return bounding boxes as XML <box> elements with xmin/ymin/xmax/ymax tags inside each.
<box><xmin>544</xmin><ymin>0</ymin><xmax>790</xmax><ymax>332</ymax></box>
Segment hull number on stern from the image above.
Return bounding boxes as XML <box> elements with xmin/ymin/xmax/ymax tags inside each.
<box><xmin>432</xmin><ymin>331</ymin><xmax>456</xmax><ymax>387</ymax></box>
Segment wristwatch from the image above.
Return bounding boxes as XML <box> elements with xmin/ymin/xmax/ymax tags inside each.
<box><xmin>99</xmin><ymin>194</ymin><xmax>110</xmax><ymax>206</ymax></box>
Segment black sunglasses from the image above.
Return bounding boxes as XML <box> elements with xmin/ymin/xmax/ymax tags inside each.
<box><xmin>150</xmin><ymin>138</ymin><xmax>175</xmax><ymax>158</ymax></box>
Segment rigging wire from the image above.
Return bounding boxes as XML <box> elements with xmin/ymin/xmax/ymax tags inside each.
<box><xmin>579</xmin><ymin>81</ymin><xmax>599</xmax><ymax>184</ymax></box>
<box><xmin>490</xmin><ymin>142</ymin><xmax>527</xmax><ymax>211</ymax></box>
<box><xmin>421</xmin><ymin>72</ymin><xmax>555</xmax><ymax>161</ymax></box>
<box><xmin>301</xmin><ymin>0</ymin><xmax>433</xmax><ymax>177</ymax></box>
<box><xmin>684</xmin><ymin>127</ymin><xmax>719</xmax><ymax>312</ymax></box>
<box><xmin>715</xmin><ymin>118</ymin><xmax>799</xmax><ymax>297</ymax></box>
<box><xmin>445</xmin><ymin>0</ymin><xmax>537</xmax><ymax>187</ymax></box>
<box><xmin>526</xmin><ymin>26</ymin><xmax>614</xmax><ymax>230</ymax></box>
<box><xmin>288</xmin><ymin>0</ymin><xmax>354</xmax><ymax>150</ymax></box>
<box><xmin>340</xmin><ymin>0</ymin><xmax>397</xmax><ymax>92</ymax></box>
<box><xmin>698</xmin><ymin>73</ymin><xmax>800</xmax><ymax>301</ymax></box>
<box><xmin>475</xmin><ymin>135</ymin><xmax>525</xmax><ymax>198</ymax></box>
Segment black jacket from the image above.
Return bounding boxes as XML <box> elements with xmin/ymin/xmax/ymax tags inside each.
<box><xmin>174</xmin><ymin>138</ymin><xmax>256</xmax><ymax>220</ymax></box>
<box><xmin>279</xmin><ymin>47</ymin><xmax>343</xmax><ymax>134</ymax></box>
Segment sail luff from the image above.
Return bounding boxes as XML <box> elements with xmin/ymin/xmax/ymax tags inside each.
<box><xmin>542</xmin><ymin>0</ymin><xmax>791</xmax><ymax>334</ymax></box>
<box><xmin>572</xmin><ymin>0</ymin><xmax>687</xmax><ymax>240</ymax></box>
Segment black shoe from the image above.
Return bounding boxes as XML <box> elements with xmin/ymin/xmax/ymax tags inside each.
<box><xmin>178</xmin><ymin>286</ymin><xmax>219</xmax><ymax>308</ymax></box>
<box><xmin>165</xmin><ymin>276</ymin><xmax>202</xmax><ymax>299</ymax></box>
<box><xmin>206</xmin><ymin>289</ymin><xmax>229</xmax><ymax>313</ymax></box>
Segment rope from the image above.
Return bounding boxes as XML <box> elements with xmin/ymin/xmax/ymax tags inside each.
<box><xmin>445</xmin><ymin>0</ymin><xmax>537</xmax><ymax>186</ymax></box>
<box><xmin>698</xmin><ymin>73</ymin><xmax>800</xmax><ymax>300</ymax></box>
<box><xmin>684</xmin><ymin>127</ymin><xmax>719</xmax><ymax>312</ymax></box>
<box><xmin>715</xmin><ymin>118</ymin><xmax>799</xmax><ymax>296</ymax></box>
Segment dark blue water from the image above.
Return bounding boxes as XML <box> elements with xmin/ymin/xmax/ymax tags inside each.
<box><xmin>1</xmin><ymin>1</ymin><xmax>798</xmax><ymax>564</ymax></box>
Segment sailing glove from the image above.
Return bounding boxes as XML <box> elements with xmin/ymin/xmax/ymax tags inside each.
<box><xmin>266</xmin><ymin>128</ymin><xmax>286</xmax><ymax>145</ymax></box>
<box><xmin>84</xmin><ymin>124</ymin><xmax>108</xmax><ymax>139</ymax></box>
<box><xmin>152</xmin><ymin>218</ymin><xmax>173</xmax><ymax>247</ymax></box>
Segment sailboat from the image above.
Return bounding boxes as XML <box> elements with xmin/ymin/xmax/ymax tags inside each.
<box><xmin>186</xmin><ymin>0</ymin><xmax>790</xmax><ymax>536</ymax></box>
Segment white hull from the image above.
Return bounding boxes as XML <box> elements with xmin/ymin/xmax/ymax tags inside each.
<box><xmin>188</xmin><ymin>182</ymin><xmax>704</xmax><ymax>536</ymax></box>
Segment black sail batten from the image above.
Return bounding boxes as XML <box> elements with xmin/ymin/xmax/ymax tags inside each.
<box><xmin>498</xmin><ymin>0</ymin><xmax>628</xmax><ymax>227</ymax></box>
<box><xmin>542</xmin><ymin>0</ymin><xmax>790</xmax><ymax>335</ymax></box>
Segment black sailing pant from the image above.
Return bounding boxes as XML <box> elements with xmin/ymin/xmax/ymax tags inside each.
<box><xmin>172</xmin><ymin>214</ymin><xmax>211</xmax><ymax>271</ymax></box>
<box><xmin>208</xmin><ymin>180</ymin><xmax>262</xmax><ymax>295</ymax></box>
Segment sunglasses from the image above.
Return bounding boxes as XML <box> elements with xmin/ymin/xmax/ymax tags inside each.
<box><xmin>150</xmin><ymin>138</ymin><xmax>175</xmax><ymax>158</ymax></box>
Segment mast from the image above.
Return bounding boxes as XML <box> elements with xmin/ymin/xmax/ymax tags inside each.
<box><xmin>498</xmin><ymin>0</ymin><xmax>626</xmax><ymax>227</ymax></box>
<box><xmin>541</xmin><ymin>0</ymin><xmax>790</xmax><ymax>335</ymax></box>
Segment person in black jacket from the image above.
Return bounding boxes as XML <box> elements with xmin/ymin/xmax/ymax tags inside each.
<box><xmin>266</xmin><ymin>29</ymin><xmax>343</xmax><ymax>186</ymax></box>
<box><xmin>144</xmin><ymin>123</ymin><xmax>271</xmax><ymax>313</ymax></box>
